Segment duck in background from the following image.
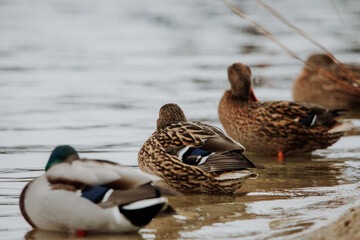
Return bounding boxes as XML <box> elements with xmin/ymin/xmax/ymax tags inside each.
<box><xmin>293</xmin><ymin>53</ymin><xmax>360</xmax><ymax>111</ymax></box>
<box><xmin>218</xmin><ymin>62</ymin><xmax>352</xmax><ymax>158</ymax></box>
<box><xmin>138</xmin><ymin>103</ymin><xmax>260</xmax><ymax>195</ymax></box>
<box><xmin>20</xmin><ymin>145</ymin><xmax>174</xmax><ymax>234</ymax></box>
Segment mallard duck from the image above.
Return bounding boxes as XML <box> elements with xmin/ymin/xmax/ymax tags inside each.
<box><xmin>218</xmin><ymin>62</ymin><xmax>353</xmax><ymax>157</ymax></box>
<box><xmin>138</xmin><ymin>103</ymin><xmax>259</xmax><ymax>195</ymax></box>
<box><xmin>19</xmin><ymin>145</ymin><xmax>174</xmax><ymax>233</ymax></box>
<box><xmin>293</xmin><ymin>53</ymin><xmax>360</xmax><ymax>111</ymax></box>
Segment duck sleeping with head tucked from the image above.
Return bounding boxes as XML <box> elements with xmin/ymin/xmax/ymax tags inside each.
<box><xmin>293</xmin><ymin>53</ymin><xmax>360</xmax><ymax>111</ymax></box>
<box><xmin>138</xmin><ymin>103</ymin><xmax>259</xmax><ymax>195</ymax></box>
<box><xmin>218</xmin><ymin>62</ymin><xmax>352</xmax><ymax>157</ymax></box>
<box><xmin>19</xmin><ymin>145</ymin><xmax>174</xmax><ymax>233</ymax></box>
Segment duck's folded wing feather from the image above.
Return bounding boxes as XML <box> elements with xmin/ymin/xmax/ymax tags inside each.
<box><xmin>196</xmin><ymin>150</ymin><xmax>257</xmax><ymax>172</ymax></box>
<box><xmin>193</xmin><ymin>121</ymin><xmax>245</xmax><ymax>152</ymax></box>
<box><xmin>262</xmin><ymin>101</ymin><xmax>308</xmax><ymax>119</ymax></box>
<box><xmin>168</xmin><ymin>122</ymin><xmax>245</xmax><ymax>153</ymax></box>
<box><xmin>46</xmin><ymin>159</ymin><xmax>160</xmax><ymax>189</ymax></box>
<box><xmin>259</xmin><ymin>101</ymin><xmax>350</xmax><ymax>133</ymax></box>
<box><xmin>99</xmin><ymin>183</ymin><xmax>162</xmax><ymax>208</ymax></box>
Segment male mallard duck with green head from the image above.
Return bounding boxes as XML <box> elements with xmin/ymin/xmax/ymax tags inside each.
<box><xmin>293</xmin><ymin>53</ymin><xmax>360</xmax><ymax>111</ymax></box>
<box><xmin>138</xmin><ymin>103</ymin><xmax>259</xmax><ymax>195</ymax></box>
<box><xmin>218</xmin><ymin>62</ymin><xmax>352</xmax><ymax>158</ymax></box>
<box><xmin>19</xmin><ymin>145</ymin><xmax>174</xmax><ymax>233</ymax></box>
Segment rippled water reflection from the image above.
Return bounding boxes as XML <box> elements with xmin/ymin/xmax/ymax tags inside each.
<box><xmin>0</xmin><ymin>0</ymin><xmax>360</xmax><ymax>239</ymax></box>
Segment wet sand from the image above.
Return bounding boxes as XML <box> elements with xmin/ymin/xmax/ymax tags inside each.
<box><xmin>301</xmin><ymin>204</ymin><xmax>360</xmax><ymax>240</ymax></box>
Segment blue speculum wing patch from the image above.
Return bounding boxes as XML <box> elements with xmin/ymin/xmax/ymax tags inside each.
<box><xmin>81</xmin><ymin>185</ymin><xmax>109</xmax><ymax>203</ymax></box>
<box><xmin>299</xmin><ymin>114</ymin><xmax>315</xmax><ymax>127</ymax></box>
<box><xmin>189</xmin><ymin>148</ymin><xmax>211</xmax><ymax>156</ymax></box>
<box><xmin>181</xmin><ymin>147</ymin><xmax>212</xmax><ymax>166</ymax></box>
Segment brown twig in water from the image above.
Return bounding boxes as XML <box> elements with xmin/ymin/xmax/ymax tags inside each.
<box><xmin>256</xmin><ymin>0</ymin><xmax>358</xmax><ymax>84</ymax></box>
<box><xmin>221</xmin><ymin>0</ymin><xmax>305</xmax><ymax>64</ymax></box>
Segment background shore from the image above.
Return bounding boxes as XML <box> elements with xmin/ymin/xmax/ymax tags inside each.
<box><xmin>300</xmin><ymin>204</ymin><xmax>360</xmax><ymax>240</ymax></box>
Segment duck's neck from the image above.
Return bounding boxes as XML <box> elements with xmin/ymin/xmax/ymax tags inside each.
<box><xmin>221</xmin><ymin>91</ymin><xmax>248</xmax><ymax>108</ymax></box>
<box><xmin>225</xmin><ymin>89</ymin><xmax>258</xmax><ymax>103</ymax></box>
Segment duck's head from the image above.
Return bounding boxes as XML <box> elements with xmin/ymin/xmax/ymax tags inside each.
<box><xmin>156</xmin><ymin>103</ymin><xmax>187</xmax><ymax>131</ymax></box>
<box><xmin>45</xmin><ymin>145</ymin><xmax>79</xmax><ymax>171</ymax></box>
<box><xmin>307</xmin><ymin>53</ymin><xmax>334</xmax><ymax>69</ymax></box>
<box><xmin>227</xmin><ymin>63</ymin><xmax>257</xmax><ymax>102</ymax></box>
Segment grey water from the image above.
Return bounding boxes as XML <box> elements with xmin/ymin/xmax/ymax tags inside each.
<box><xmin>1</xmin><ymin>0</ymin><xmax>360</xmax><ymax>239</ymax></box>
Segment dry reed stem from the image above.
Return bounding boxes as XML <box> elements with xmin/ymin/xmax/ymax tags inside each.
<box><xmin>256</xmin><ymin>0</ymin><xmax>359</xmax><ymax>85</ymax></box>
<box><xmin>221</xmin><ymin>0</ymin><xmax>305</xmax><ymax>63</ymax></box>
<box><xmin>222</xmin><ymin>0</ymin><xmax>360</xmax><ymax>89</ymax></box>
<box><xmin>330</xmin><ymin>0</ymin><xmax>346</xmax><ymax>25</ymax></box>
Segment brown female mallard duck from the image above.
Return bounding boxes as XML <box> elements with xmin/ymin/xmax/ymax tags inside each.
<box><xmin>218</xmin><ymin>62</ymin><xmax>352</xmax><ymax>157</ymax></box>
<box><xmin>293</xmin><ymin>53</ymin><xmax>360</xmax><ymax>111</ymax></box>
<box><xmin>138</xmin><ymin>103</ymin><xmax>259</xmax><ymax>194</ymax></box>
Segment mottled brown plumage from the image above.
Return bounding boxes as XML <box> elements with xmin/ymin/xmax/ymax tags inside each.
<box><xmin>218</xmin><ymin>63</ymin><xmax>352</xmax><ymax>156</ymax></box>
<box><xmin>138</xmin><ymin>103</ymin><xmax>259</xmax><ymax>194</ymax></box>
<box><xmin>293</xmin><ymin>53</ymin><xmax>360</xmax><ymax>111</ymax></box>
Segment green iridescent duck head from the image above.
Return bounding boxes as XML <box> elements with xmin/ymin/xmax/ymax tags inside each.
<box><xmin>45</xmin><ymin>145</ymin><xmax>79</xmax><ymax>171</ymax></box>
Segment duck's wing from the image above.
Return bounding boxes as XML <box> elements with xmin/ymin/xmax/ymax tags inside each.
<box><xmin>98</xmin><ymin>182</ymin><xmax>174</xmax><ymax>209</ymax></box>
<box><xmin>165</xmin><ymin>121</ymin><xmax>245</xmax><ymax>153</ymax></box>
<box><xmin>262</xmin><ymin>101</ymin><xmax>308</xmax><ymax>119</ymax></box>
<box><xmin>46</xmin><ymin>159</ymin><xmax>160</xmax><ymax>190</ymax></box>
<box><xmin>163</xmin><ymin>122</ymin><xmax>257</xmax><ymax>172</ymax></box>
<box><xmin>182</xmin><ymin>149</ymin><xmax>257</xmax><ymax>172</ymax></box>
<box><xmin>261</xmin><ymin>101</ymin><xmax>350</xmax><ymax>131</ymax></box>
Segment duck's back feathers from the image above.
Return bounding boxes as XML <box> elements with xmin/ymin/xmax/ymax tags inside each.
<box><xmin>46</xmin><ymin>159</ymin><xmax>159</xmax><ymax>190</ymax></box>
<box><xmin>262</xmin><ymin>101</ymin><xmax>308</xmax><ymax>119</ymax></box>
<box><xmin>262</xmin><ymin>101</ymin><xmax>348</xmax><ymax>130</ymax></box>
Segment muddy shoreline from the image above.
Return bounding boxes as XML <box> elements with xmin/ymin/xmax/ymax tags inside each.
<box><xmin>299</xmin><ymin>204</ymin><xmax>360</xmax><ymax>240</ymax></box>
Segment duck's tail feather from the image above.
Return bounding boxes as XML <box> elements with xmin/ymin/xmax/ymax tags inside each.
<box><xmin>119</xmin><ymin>197</ymin><xmax>169</xmax><ymax>226</ymax></box>
<box><xmin>328</xmin><ymin>120</ymin><xmax>353</xmax><ymax>133</ymax></box>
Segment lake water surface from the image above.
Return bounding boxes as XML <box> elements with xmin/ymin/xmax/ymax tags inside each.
<box><xmin>1</xmin><ymin>0</ymin><xmax>360</xmax><ymax>239</ymax></box>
